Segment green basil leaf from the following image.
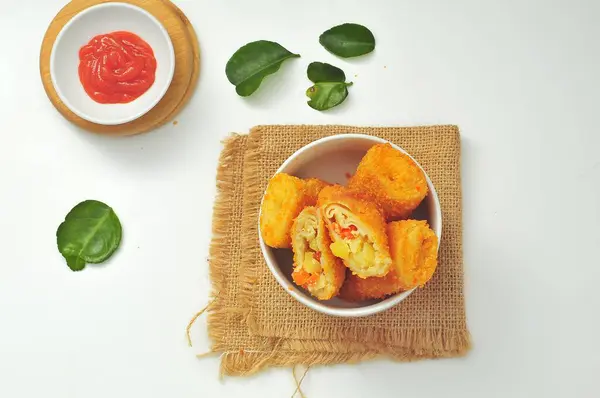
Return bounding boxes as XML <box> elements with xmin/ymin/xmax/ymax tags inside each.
<box><xmin>319</xmin><ymin>23</ymin><xmax>375</xmax><ymax>58</ymax></box>
<box><xmin>307</xmin><ymin>62</ymin><xmax>346</xmax><ymax>83</ymax></box>
<box><xmin>225</xmin><ymin>40</ymin><xmax>300</xmax><ymax>96</ymax></box>
<box><xmin>56</xmin><ymin>200</ymin><xmax>122</xmax><ymax>272</ymax></box>
<box><xmin>306</xmin><ymin>81</ymin><xmax>353</xmax><ymax>111</ymax></box>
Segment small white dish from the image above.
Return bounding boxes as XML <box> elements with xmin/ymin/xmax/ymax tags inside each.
<box><xmin>50</xmin><ymin>2</ymin><xmax>175</xmax><ymax>125</ymax></box>
<box><xmin>258</xmin><ymin>134</ymin><xmax>442</xmax><ymax>317</ymax></box>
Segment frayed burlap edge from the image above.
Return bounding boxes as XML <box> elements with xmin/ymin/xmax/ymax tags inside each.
<box><xmin>214</xmin><ymin>334</ymin><xmax>470</xmax><ymax>378</ymax></box>
<box><xmin>204</xmin><ymin>130</ymin><xmax>471</xmax><ymax>378</ymax></box>
<box><xmin>205</xmin><ymin>133</ymin><xmax>243</xmax><ymax>353</ymax></box>
<box><xmin>238</xmin><ymin>128</ymin><xmax>264</xmax><ymax>334</ymax></box>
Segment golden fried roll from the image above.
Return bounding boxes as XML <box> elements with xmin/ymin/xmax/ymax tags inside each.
<box><xmin>317</xmin><ymin>185</ymin><xmax>392</xmax><ymax>278</ymax></box>
<box><xmin>259</xmin><ymin>173</ymin><xmax>308</xmax><ymax>248</ymax></box>
<box><xmin>348</xmin><ymin>143</ymin><xmax>428</xmax><ymax>220</ymax></box>
<box><xmin>340</xmin><ymin>220</ymin><xmax>438</xmax><ymax>301</ymax></box>
<box><xmin>304</xmin><ymin>178</ymin><xmax>330</xmax><ymax>205</ymax></box>
<box><xmin>291</xmin><ymin>206</ymin><xmax>345</xmax><ymax>300</ymax></box>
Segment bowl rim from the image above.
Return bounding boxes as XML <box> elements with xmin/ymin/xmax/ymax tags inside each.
<box><xmin>258</xmin><ymin>133</ymin><xmax>443</xmax><ymax>317</ymax></box>
<box><xmin>49</xmin><ymin>2</ymin><xmax>176</xmax><ymax>126</ymax></box>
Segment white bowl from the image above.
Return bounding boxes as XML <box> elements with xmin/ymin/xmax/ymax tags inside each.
<box><xmin>258</xmin><ymin>134</ymin><xmax>442</xmax><ymax>317</ymax></box>
<box><xmin>50</xmin><ymin>2</ymin><xmax>175</xmax><ymax>125</ymax></box>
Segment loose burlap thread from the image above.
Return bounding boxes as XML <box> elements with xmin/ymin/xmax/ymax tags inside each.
<box><xmin>204</xmin><ymin>125</ymin><xmax>471</xmax><ymax>377</ymax></box>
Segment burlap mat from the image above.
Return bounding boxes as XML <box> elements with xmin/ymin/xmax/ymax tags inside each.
<box><xmin>205</xmin><ymin>125</ymin><xmax>470</xmax><ymax>377</ymax></box>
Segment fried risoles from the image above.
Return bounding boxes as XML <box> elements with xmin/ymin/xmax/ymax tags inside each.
<box><xmin>291</xmin><ymin>206</ymin><xmax>346</xmax><ymax>300</ymax></box>
<box><xmin>340</xmin><ymin>220</ymin><xmax>439</xmax><ymax>301</ymax></box>
<box><xmin>259</xmin><ymin>173</ymin><xmax>308</xmax><ymax>248</ymax></box>
<box><xmin>317</xmin><ymin>185</ymin><xmax>392</xmax><ymax>278</ymax></box>
<box><xmin>348</xmin><ymin>143</ymin><xmax>428</xmax><ymax>220</ymax></box>
<box><xmin>304</xmin><ymin>178</ymin><xmax>330</xmax><ymax>205</ymax></box>
<box><xmin>259</xmin><ymin>174</ymin><xmax>331</xmax><ymax>248</ymax></box>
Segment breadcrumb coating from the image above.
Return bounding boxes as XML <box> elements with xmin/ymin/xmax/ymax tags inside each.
<box><xmin>348</xmin><ymin>143</ymin><xmax>428</xmax><ymax>220</ymax></box>
<box><xmin>260</xmin><ymin>173</ymin><xmax>308</xmax><ymax>248</ymax></box>
<box><xmin>340</xmin><ymin>220</ymin><xmax>438</xmax><ymax>301</ymax></box>
<box><xmin>304</xmin><ymin>178</ymin><xmax>331</xmax><ymax>205</ymax></box>
<box><xmin>317</xmin><ymin>185</ymin><xmax>392</xmax><ymax>278</ymax></box>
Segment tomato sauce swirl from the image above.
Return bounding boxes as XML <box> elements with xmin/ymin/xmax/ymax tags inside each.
<box><xmin>78</xmin><ymin>31</ymin><xmax>157</xmax><ymax>104</ymax></box>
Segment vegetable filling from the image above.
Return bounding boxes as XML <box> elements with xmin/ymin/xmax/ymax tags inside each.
<box><xmin>328</xmin><ymin>218</ymin><xmax>376</xmax><ymax>267</ymax></box>
<box><xmin>292</xmin><ymin>226</ymin><xmax>323</xmax><ymax>286</ymax></box>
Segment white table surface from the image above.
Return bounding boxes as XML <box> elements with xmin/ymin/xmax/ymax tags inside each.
<box><xmin>1</xmin><ymin>0</ymin><xmax>599</xmax><ymax>397</ymax></box>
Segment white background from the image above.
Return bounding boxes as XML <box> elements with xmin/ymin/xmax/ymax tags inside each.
<box><xmin>0</xmin><ymin>0</ymin><xmax>599</xmax><ymax>397</ymax></box>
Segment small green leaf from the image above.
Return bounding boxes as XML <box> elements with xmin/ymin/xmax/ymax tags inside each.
<box><xmin>306</xmin><ymin>62</ymin><xmax>353</xmax><ymax>111</ymax></box>
<box><xmin>56</xmin><ymin>200</ymin><xmax>122</xmax><ymax>272</ymax></box>
<box><xmin>307</xmin><ymin>62</ymin><xmax>346</xmax><ymax>83</ymax></box>
<box><xmin>225</xmin><ymin>40</ymin><xmax>300</xmax><ymax>96</ymax></box>
<box><xmin>319</xmin><ymin>23</ymin><xmax>375</xmax><ymax>58</ymax></box>
<box><xmin>306</xmin><ymin>81</ymin><xmax>353</xmax><ymax>111</ymax></box>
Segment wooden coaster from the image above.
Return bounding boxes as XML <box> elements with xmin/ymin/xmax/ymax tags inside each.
<box><xmin>39</xmin><ymin>0</ymin><xmax>200</xmax><ymax>136</ymax></box>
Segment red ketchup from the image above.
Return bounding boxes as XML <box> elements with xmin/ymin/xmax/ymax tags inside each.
<box><xmin>78</xmin><ymin>31</ymin><xmax>157</xmax><ymax>104</ymax></box>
